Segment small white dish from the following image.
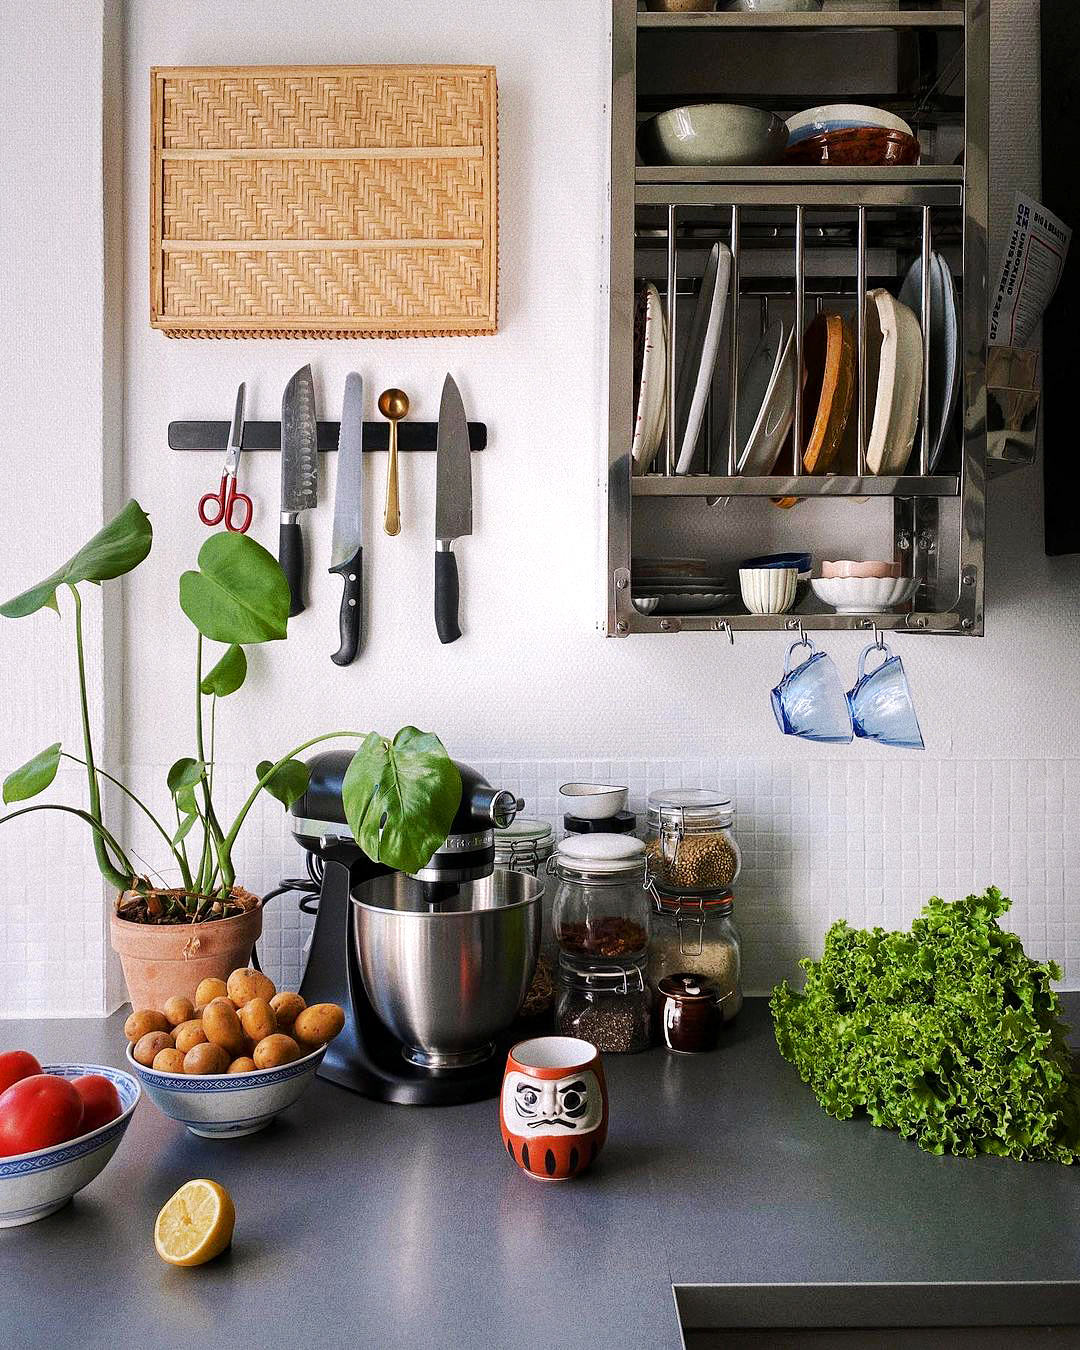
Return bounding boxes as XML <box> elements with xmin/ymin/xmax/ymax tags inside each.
<box><xmin>632</xmin><ymin>283</ymin><xmax>668</xmax><ymax>475</ymax></box>
<box><xmin>0</xmin><ymin>1064</ymin><xmax>140</xmax><ymax>1227</ymax></box>
<box><xmin>811</xmin><ymin>575</ymin><xmax>917</xmax><ymax>614</ymax></box>
<box><xmin>786</xmin><ymin>103</ymin><xmax>913</xmax><ymax>146</ymax></box>
<box><xmin>865</xmin><ymin>288</ymin><xmax>924</xmax><ymax>475</ymax></box>
<box><xmin>127</xmin><ymin>1042</ymin><xmax>325</xmax><ymax>1138</ymax></box>
<box><xmin>558</xmin><ymin>784</ymin><xmax>630</xmax><ymax>819</ymax></box>
<box><xmin>739</xmin><ymin>566</ymin><xmax>798</xmax><ymax>614</ymax></box>
<box><xmin>898</xmin><ymin>253</ymin><xmax>961</xmax><ymax>471</ymax></box>
<box><xmin>675</xmin><ymin>242</ymin><xmax>733</xmax><ymax>473</ymax></box>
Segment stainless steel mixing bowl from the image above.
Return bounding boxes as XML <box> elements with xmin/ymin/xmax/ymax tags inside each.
<box><xmin>352</xmin><ymin>870</ymin><xmax>543</xmax><ymax>1069</ymax></box>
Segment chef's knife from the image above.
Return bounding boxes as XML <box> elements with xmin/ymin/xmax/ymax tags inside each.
<box><xmin>280</xmin><ymin>364</ymin><xmax>318</xmax><ymax>617</ymax></box>
<box><xmin>329</xmin><ymin>372</ymin><xmax>364</xmax><ymax>666</ymax></box>
<box><xmin>435</xmin><ymin>374</ymin><xmax>472</xmax><ymax>644</ymax></box>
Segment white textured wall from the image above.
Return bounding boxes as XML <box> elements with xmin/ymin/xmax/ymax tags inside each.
<box><xmin>3</xmin><ymin>0</ymin><xmax>1077</xmax><ymax>1017</ymax></box>
<box><xmin>0</xmin><ymin>0</ymin><xmax>121</xmax><ymax>1015</ymax></box>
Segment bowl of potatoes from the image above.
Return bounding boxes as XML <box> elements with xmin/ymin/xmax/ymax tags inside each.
<box><xmin>123</xmin><ymin>968</ymin><xmax>344</xmax><ymax>1138</ymax></box>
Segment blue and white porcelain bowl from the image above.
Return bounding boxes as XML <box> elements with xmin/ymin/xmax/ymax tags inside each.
<box><xmin>127</xmin><ymin>1043</ymin><xmax>325</xmax><ymax>1138</ymax></box>
<box><xmin>0</xmin><ymin>1064</ymin><xmax>140</xmax><ymax>1227</ymax></box>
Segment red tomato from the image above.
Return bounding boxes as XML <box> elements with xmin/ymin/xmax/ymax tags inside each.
<box><xmin>0</xmin><ymin>1050</ymin><xmax>42</xmax><ymax>1095</ymax></box>
<box><xmin>0</xmin><ymin>1074</ymin><xmax>84</xmax><ymax>1156</ymax></box>
<box><xmin>70</xmin><ymin>1074</ymin><xmax>122</xmax><ymax>1133</ymax></box>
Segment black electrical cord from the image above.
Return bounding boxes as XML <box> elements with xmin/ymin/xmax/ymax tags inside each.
<box><xmin>250</xmin><ymin>851</ymin><xmax>322</xmax><ymax>975</ymax></box>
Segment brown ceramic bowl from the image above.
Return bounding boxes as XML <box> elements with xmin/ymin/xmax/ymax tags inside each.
<box><xmin>784</xmin><ymin>127</ymin><xmax>921</xmax><ymax>167</ymax></box>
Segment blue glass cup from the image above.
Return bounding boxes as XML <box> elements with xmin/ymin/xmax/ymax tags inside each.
<box><xmin>771</xmin><ymin>639</ymin><xmax>854</xmax><ymax>743</ymax></box>
<box><xmin>847</xmin><ymin>642</ymin><xmax>925</xmax><ymax>750</ymax></box>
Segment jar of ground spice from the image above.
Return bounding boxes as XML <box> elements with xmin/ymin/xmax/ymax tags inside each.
<box><xmin>556</xmin><ymin>955</ymin><xmax>653</xmax><ymax>1054</ymax></box>
<box><xmin>647</xmin><ymin>890</ymin><xmax>742</xmax><ymax>1021</ymax></box>
<box><xmin>550</xmin><ymin>834</ymin><xmax>651</xmax><ymax>965</ymax></box>
<box><xmin>644</xmin><ymin>789</ymin><xmax>741</xmax><ymax>895</ymax></box>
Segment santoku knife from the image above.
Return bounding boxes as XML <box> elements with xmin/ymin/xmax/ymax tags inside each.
<box><xmin>434</xmin><ymin>373</ymin><xmax>472</xmax><ymax>644</ymax></box>
<box><xmin>329</xmin><ymin>372</ymin><xmax>365</xmax><ymax>666</ymax></box>
<box><xmin>279</xmin><ymin>364</ymin><xmax>318</xmax><ymax>617</ymax></box>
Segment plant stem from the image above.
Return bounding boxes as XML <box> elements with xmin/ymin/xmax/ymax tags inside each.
<box><xmin>221</xmin><ymin>731</ymin><xmax>363</xmax><ymax>859</ymax></box>
<box><xmin>0</xmin><ymin>803</ymin><xmax>138</xmax><ymax>881</ymax></box>
<box><xmin>195</xmin><ymin>634</ymin><xmax>232</xmax><ymax>894</ymax></box>
<box><xmin>60</xmin><ymin>752</ymin><xmax>193</xmax><ymax>890</ymax></box>
<box><xmin>69</xmin><ymin>585</ymin><xmax>131</xmax><ymax>892</ymax></box>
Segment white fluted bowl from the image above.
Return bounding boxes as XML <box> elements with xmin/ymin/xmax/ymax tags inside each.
<box><xmin>811</xmin><ymin>576</ymin><xmax>917</xmax><ymax>614</ymax></box>
<box><xmin>0</xmin><ymin>1064</ymin><xmax>140</xmax><ymax>1227</ymax></box>
<box><xmin>740</xmin><ymin>566</ymin><xmax>798</xmax><ymax>614</ymax></box>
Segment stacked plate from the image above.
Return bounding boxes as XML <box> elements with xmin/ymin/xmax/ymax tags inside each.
<box><xmin>631</xmin><ymin>564</ymin><xmax>736</xmax><ymax>615</ymax></box>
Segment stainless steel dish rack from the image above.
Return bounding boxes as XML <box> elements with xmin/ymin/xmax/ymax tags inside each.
<box><xmin>605</xmin><ymin>0</ymin><xmax>988</xmax><ymax>636</ymax></box>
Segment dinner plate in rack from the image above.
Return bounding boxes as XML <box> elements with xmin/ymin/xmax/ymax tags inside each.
<box><xmin>632</xmin><ymin>283</ymin><xmax>668</xmax><ymax>475</ymax></box>
<box><xmin>675</xmin><ymin>242</ymin><xmax>733</xmax><ymax>474</ymax></box>
<box><xmin>728</xmin><ymin>320</ymin><xmax>797</xmax><ymax>476</ymax></box>
<box><xmin>898</xmin><ymin>252</ymin><xmax>961</xmax><ymax>471</ymax></box>
<box><xmin>864</xmin><ymin>288</ymin><xmax>923</xmax><ymax>475</ymax></box>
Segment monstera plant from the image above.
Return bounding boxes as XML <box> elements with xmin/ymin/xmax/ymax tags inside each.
<box><xmin>0</xmin><ymin>500</ymin><xmax>461</xmax><ymax>1004</ymax></box>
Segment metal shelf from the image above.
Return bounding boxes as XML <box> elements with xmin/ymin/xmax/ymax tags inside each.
<box><xmin>621</xmin><ymin>609</ymin><xmax>957</xmax><ymax>635</ymax></box>
<box><xmin>637</xmin><ymin>167</ymin><xmax>963</xmax><ymax>209</ymax></box>
<box><xmin>632</xmin><ymin>473</ymin><xmax>960</xmax><ymax>498</ymax></box>
<box><xmin>638</xmin><ymin>10</ymin><xmax>965</xmax><ymax>31</ymax></box>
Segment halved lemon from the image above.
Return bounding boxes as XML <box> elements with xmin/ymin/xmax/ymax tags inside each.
<box><xmin>154</xmin><ymin>1179</ymin><xmax>235</xmax><ymax>1267</ymax></box>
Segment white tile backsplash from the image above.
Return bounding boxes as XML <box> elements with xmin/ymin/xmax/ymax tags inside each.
<box><xmin>132</xmin><ymin>754</ymin><xmax>1080</xmax><ymax>1002</ymax></box>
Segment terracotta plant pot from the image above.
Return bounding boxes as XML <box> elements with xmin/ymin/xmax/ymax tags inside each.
<box><xmin>110</xmin><ymin>897</ymin><xmax>262</xmax><ymax>1011</ymax></box>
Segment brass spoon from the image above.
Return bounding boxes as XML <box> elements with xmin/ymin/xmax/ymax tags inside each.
<box><xmin>378</xmin><ymin>388</ymin><xmax>408</xmax><ymax>537</ymax></box>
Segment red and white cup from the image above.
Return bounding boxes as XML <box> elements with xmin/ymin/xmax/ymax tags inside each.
<box><xmin>500</xmin><ymin>1036</ymin><xmax>608</xmax><ymax>1182</ymax></box>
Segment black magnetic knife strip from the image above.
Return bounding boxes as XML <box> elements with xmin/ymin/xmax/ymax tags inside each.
<box><xmin>168</xmin><ymin>421</ymin><xmax>487</xmax><ymax>453</ymax></box>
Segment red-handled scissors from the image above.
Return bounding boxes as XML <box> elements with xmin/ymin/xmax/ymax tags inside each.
<box><xmin>198</xmin><ymin>382</ymin><xmax>253</xmax><ymax>533</ymax></box>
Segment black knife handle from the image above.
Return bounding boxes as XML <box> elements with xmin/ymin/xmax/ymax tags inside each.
<box><xmin>329</xmin><ymin>547</ymin><xmax>363</xmax><ymax>666</ymax></box>
<box><xmin>435</xmin><ymin>548</ymin><xmax>461</xmax><ymax>645</ymax></box>
<box><xmin>279</xmin><ymin>519</ymin><xmax>305</xmax><ymax>617</ymax></box>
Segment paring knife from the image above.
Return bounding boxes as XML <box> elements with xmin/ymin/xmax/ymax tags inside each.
<box><xmin>279</xmin><ymin>364</ymin><xmax>319</xmax><ymax>617</ymax></box>
<box><xmin>329</xmin><ymin>373</ymin><xmax>365</xmax><ymax>666</ymax></box>
<box><xmin>435</xmin><ymin>373</ymin><xmax>473</xmax><ymax>644</ymax></box>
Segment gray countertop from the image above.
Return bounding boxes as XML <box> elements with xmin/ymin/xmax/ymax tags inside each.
<box><xmin>2</xmin><ymin>997</ymin><xmax>1079</xmax><ymax>1350</ymax></box>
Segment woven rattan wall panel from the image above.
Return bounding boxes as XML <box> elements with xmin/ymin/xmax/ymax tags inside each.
<box><xmin>150</xmin><ymin>65</ymin><xmax>498</xmax><ymax>338</ymax></box>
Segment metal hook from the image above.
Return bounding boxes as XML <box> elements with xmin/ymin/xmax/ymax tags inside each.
<box><xmin>873</xmin><ymin>622</ymin><xmax>885</xmax><ymax>651</ymax></box>
<box><xmin>786</xmin><ymin>617</ymin><xmax>809</xmax><ymax>648</ymax></box>
<box><xmin>717</xmin><ymin>620</ymin><xmax>734</xmax><ymax>645</ymax></box>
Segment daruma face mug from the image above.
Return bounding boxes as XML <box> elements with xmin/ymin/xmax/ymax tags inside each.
<box><xmin>500</xmin><ymin>1036</ymin><xmax>608</xmax><ymax>1182</ymax></box>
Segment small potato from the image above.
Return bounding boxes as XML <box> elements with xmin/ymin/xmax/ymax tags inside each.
<box><xmin>269</xmin><ymin>991</ymin><xmax>305</xmax><ymax>1030</ymax></box>
<box><xmin>183</xmin><ymin>1041</ymin><xmax>230</xmax><ymax>1075</ymax></box>
<box><xmin>162</xmin><ymin>995</ymin><xmax>194</xmax><ymax>1028</ymax></box>
<box><xmin>238</xmin><ymin>997</ymin><xmax>277</xmax><ymax>1043</ymax></box>
<box><xmin>202</xmin><ymin>997</ymin><xmax>247</xmax><ymax>1056</ymax></box>
<box><xmin>227</xmin><ymin>1056</ymin><xmax>256</xmax><ymax>1074</ymax></box>
<box><xmin>292</xmin><ymin>1003</ymin><xmax>346</xmax><ymax>1048</ymax></box>
<box><xmin>173</xmin><ymin>1019</ymin><xmax>208</xmax><ymax>1054</ymax></box>
<box><xmin>194</xmin><ymin>977</ymin><xmax>228</xmax><ymax>1007</ymax></box>
<box><xmin>152</xmin><ymin>1047</ymin><xmax>186</xmax><ymax>1073</ymax></box>
<box><xmin>227</xmin><ymin>967</ymin><xmax>276</xmax><ymax>1006</ymax></box>
<box><xmin>253</xmin><ymin>1033</ymin><xmax>300</xmax><ymax>1070</ymax></box>
<box><xmin>125</xmin><ymin>1009</ymin><xmax>170</xmax><ymax>1042</ymax></box>
<box><xmin>134</xmin><ymin>1030</ymin><xmax>175</xmax><ymax>1066</ymax></box>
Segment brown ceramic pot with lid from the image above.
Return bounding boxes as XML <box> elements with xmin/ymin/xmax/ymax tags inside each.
<box><xmin>656</xmin><ymin>972</ymin><xmax>725</xmax><ymax>1053</ymax></box>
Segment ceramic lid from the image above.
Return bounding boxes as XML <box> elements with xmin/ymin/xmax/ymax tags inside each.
<box><xmin>555</xmin><ymin>832</ymin><xmax>646</xmax><ymax>876</ymax></box>
<box><xmin>658</xmin><ymin>973</ymin><xmax>721</xmax><ymax>1002</ymax></box>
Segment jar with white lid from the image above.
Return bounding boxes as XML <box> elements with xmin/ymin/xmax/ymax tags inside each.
<box><xmin>644</xmin><ymin>789</ymin><xmax>741</xmax><ymax>895</ymax></box>
<box><xmin>549</xmin><ymin>833</ymin><xmax>651</xmax><ymax>965</ymax></box>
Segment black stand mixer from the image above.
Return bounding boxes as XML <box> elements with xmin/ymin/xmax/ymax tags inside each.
<box><xmin>291</xmin><ymin>751</ymin><xmax>541</xmax><ymax>1106</ymax></box>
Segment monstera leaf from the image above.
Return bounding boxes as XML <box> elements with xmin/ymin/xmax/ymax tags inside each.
<box><xmin>200</xmin><ymin>644</ymin><xmax>247</xmax><ymax>697</ymax></box>
<box><xmin>256</xmin><ymin>758</ymin><xmax>310</xmax><ymax>809</ymax></box>
<box><xmin>3</xmin><ymin>743</ymin><xmax>62</xmax><ymax>803</ymax></box>
<box><xmin>0</xmin><ymin>500</ymin><xmax>152</xmax><ymax>618</ymax></box>
<box><xmin>179</xmin><ymin>533</ymin><xmax>289</xmax><ymax>645</ymax></box>
<box><xmin>342</xmin><ymin>727</ymin><xmax>461</xmax><ymax>875</ymax></box>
